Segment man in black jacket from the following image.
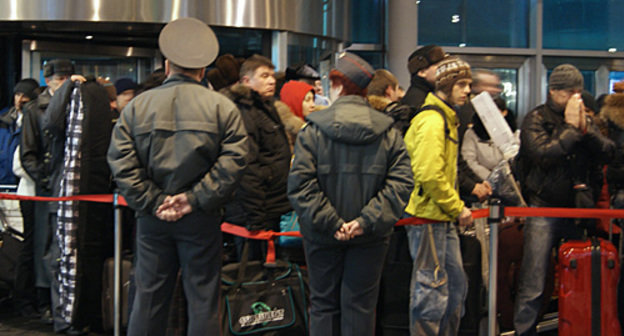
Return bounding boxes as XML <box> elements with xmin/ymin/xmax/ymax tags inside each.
<box><xmin>513</xmin><ymin>64</ymin><xmax>615</xmax><ymax>336</ymax></box>
<box><xmin>402</xmin><ymin>45</ymin><xmax>446</xmax><ymax>109</ymax></box>
<box><xmin>401</xmin><ymin>45</ymin><xmax>491</xmax><ymax>204</ymax></box>
<box><xmin>221</xmin><ymin>55</ymin><xmax>292</xmax><ymax>260</ymax></box>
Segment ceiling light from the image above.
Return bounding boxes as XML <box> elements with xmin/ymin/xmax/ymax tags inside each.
<box><xmin>608</xmin><ymin>48</ymin><xmax>617</xmax><ymax>53</ymax></box>
<box><xmin>451</xmin><ymin>15</ymin><xmax>460</xmax><ymax>23</ymax></box>
<box><xmin>85</xmin><ymin>35</ymin><xmax>94</xmax><ymax>40</ymax></box>
<box><xmin>459</xmin><ymin>43</ymin><xmax>466</xmax><ymax>48</ymax></box>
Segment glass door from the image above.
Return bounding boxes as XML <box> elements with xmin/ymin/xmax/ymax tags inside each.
<box><xmin>23</xmin><ymin>40</ymin><xmax>158</xmax><ymax>86</ymax></box>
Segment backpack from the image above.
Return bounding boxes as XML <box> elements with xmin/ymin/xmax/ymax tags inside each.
<box><xmin>384</xmin><ymin>101</ymin><xmax>456</xmax><ymax>144</ymax></box>
<box><xmin>383</xmin><ymin>101</ymin><xmax>417</xmax><ymax>136</ymax></box>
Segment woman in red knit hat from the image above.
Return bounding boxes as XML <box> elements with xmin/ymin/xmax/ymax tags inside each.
<box><xmin>280</xmin><ymin>80</ymin><xmax>316</xmax><ymax>120</ymax></box>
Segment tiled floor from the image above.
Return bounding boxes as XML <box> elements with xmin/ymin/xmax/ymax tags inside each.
<box><xmin>0</xmin><ymin>306</ymin><xmax>107</xmax><ymax>336</ymax></box>
<box><xmin>0</xmin><ymin>315</ymin><xmax>58</xmax><ymax>336</ymax></box>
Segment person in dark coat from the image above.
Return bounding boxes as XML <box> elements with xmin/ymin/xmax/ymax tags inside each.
<box><xmin>602</xmin><ymin>92</ymin><xmax>624</xmax><ymax>203</ymax></box>
<box><xmin>20</xmin><ymin>59</ymin><xmax>73</xmax><ymax>327</ymax></box>
<box><xmin>0</xmin><ymin>79</ymin><xmax>38</xmax><ymax>185</ymax></box>
<box><xmin>402</xmin><ymin>45</ymin><xmax>446</xmax><ymax>109</ymax></box>
<box><xmin>108</xmin><ymin>18</ymin><xmax>249</xmax><ymax>336</ymax></box>
<box><xmin>40</xmin><ymin>68</ymin><xmax>115</xmax><ymax>334</ymax></box>
<box><xmin>367</xmin><ymin>69</ymin><xmax>414</xmax><ymax>135</ymax></box>
<box><xmin>221</xmin><ymin>54</ymin><xmax>292</xmax><ymax>261</ymax></box>
<box><xmin>599</xmin><ymin>90</ymin><xmax>624</xmax><ymax>332</ymax></box>
<box><xmin>1</xmin><ymin>78</ymin><xmax>39</xmax><ymax>317</ymax></box>
<box><xmin>513</xmin><ymin>64</ymin><xmax>615</xmax><ymax>336</ymax></box>
<box><xmin>288</xmin><ymin>52</ymin><xmax>414</xmax><ymax>336</ymax></box>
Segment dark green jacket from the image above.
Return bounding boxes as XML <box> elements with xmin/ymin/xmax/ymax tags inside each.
<box><xmin>108</xmin><ymin>74</ymin><xmax>249</xmax><ymax>216</ymax></box>
<box><xmin>288</xmin><ymin>95</ymin><xmax>414</xmax><ymax>245</ymax></box>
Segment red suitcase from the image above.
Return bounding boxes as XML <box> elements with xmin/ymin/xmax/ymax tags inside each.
<box><xmin>558</xmin><ymin>238</ymin><xmax>621</xmax><ymax>336</ymax></box>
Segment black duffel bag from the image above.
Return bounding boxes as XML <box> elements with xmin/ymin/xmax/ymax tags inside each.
<box><xmin>220</xmin><ymin>243</ymin><xmax>309</xmax><ymax>335</ymax></box>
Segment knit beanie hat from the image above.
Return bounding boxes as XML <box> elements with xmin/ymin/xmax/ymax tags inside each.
<box><xmin>280</xmin><ymin>80</ymin><xmax>315</xmax><ymax>120</ymax></box>
<box><xmin>13</xmin><ymin>78</ymin><xmax>39</xmax><ymax>100</ymax></box>
<box><xmin>435</xmin><ymin>57</ymin><xmax>472</xmax><ymax>93</ymax></box>
<box><xmin>114</xmin><ymin>78</ymin><xmax>138</xmax><ymax>95</ymax></box>
<box><xmin>334</xmin><ymin>52</ymin><xmax>374</xmax><ymax>90</ymax></box>
<box><xmin>407</xmin><ymin>45</ymin><xmax>446</xmax><ymax>75</ymax></box>
<box><xmin>549</xmin><ymin>64</ymin><xmax>583</xmax><ymax>91</ymax></box>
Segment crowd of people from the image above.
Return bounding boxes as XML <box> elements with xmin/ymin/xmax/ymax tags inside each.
<box><xmin>1</xmin><ymin>17</ymin><xmax>623</xmax><ymax>336</ymax></box>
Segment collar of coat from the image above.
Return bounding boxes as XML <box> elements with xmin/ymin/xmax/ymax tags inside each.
<box><xmin>409</xmin><ymin>74</ymin><xmax>435</xmax><ymax>92</ymax></box>
<box><xmin>367</xmin><ymin>94</ymin><xmax>393</xmax><ymax>112</ymax></box>
<box><xmin>163</xmin><ymin>73</ymin><xmax>204</xmax><ymax>86</ymax></box>
<box><xmin>0</xmin><ymin>107</ymin><xmax>18</xmax><ymax>126</ymax></box>
<box><xmin>221</xmin><ymin>83</ymin><xmax>272</xmax><ymax>108</ymax></box>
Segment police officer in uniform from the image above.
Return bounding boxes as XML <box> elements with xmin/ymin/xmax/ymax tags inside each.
<box><xmin>107</xmin><ymin>18</ymin><xmax>249</xmax><ymax>336</ymax></box>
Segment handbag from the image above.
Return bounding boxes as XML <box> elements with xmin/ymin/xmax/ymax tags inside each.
<box><xmin>220</xmin><ymin>243</ymin><xmax>309</xmax><ymax>335</ymax></box>
<box><xmin>277</xmin><ymin>211</ymin><xmax>302</xmax><ymax>247</ymax></box>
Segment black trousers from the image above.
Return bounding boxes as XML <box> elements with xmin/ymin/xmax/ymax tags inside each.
<box><xmin>127</xmin><ymin>211</ymin><xmax>222</xmax><ymax>336</ymax></box>
<box><xmin>303</xmin><ymin>237</ymin><xmax>390</xmax><ymax>336</ymax></box>
<box><xmin>13</xmin><ymin>200</ymin><xmax>36</xmax><ymax>310</ymax></box>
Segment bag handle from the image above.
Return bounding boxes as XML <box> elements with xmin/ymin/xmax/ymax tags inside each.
<box><xmin>234</xmin><ymin>241</ymin><xmax>251</xmax><ymax>287</ymax></box>
<box><xmin>426</xmin><ymin>224</ymin><xmax>448</xmax><ymax>288</ymax></box>
<box><xmin>233</xmin><ymin>241</ymin><xmax>285</xmax><ymax>287</ymax></box>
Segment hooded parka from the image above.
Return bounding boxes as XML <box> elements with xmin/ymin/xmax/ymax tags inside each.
<box><xmin>287</xmin><ymin>95</ymin><xmax>414</xmax><ymax>246</ymax></box>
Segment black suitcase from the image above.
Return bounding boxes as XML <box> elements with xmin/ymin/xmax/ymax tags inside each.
<box><xmin>376</xmin><ymin>226</ymin><xmax>412</xmax><ymax>335</ymax></box>
<box><xmin>101</xmin><ymin>256</ymin><xmax>133</xmax><ymax>331</ymax></box>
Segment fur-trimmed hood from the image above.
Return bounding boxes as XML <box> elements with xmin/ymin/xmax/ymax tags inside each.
<box><xmin>275</xmin><ymin>100</ymin><xmax>304</xmax><ymax>138</ymax></box>
<box><xmin>367</xmin><ymin>94</ymin><xmax>393</xmax><ymax>112</ymax></box>
<box><xmin>601</xmin><ymin>93</ymin><xmax>624</xmax><ymax>129</ymax></box>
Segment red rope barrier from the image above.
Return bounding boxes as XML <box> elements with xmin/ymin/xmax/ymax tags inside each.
<box><xmin>220</xmin><ymin>223</ymin><xmax>302</xmax><ymax>264</ymax></box>
<box><xmin>0</xmin><ymin>192</ymin><xmax>128</xmax><ymax>206</ymax></box>
<box><xmin>505</xmin><ymin>206</ymin><xmax>624</xmax><ymax>219</ymax></box>
<box><xmin>1</xmin><ymin>193</ymin><xmax>621</xmax><ymax>220</ymax></box>
<box><xmin>395</xmin><ymin>208</ymin><xmax>490</xmax><ymax>226</ymax></box>
<box><xmin>1</xmin><ymin>192</ymin><xmax>623</xmax><ymax>253</ymax></box>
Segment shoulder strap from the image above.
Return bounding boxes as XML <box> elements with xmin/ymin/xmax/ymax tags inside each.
<box><xmin>418</xmin><ymin>104</ymin><xmax>458</xmax><ymax>144</ymax></box>
<box><xmin>383</xmin><ymin>101</ymin><xmax>399</xmax><ymax>114</ymax></box>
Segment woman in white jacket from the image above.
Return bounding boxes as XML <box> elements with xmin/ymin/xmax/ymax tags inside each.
<box><xmin>461</xmin><ymin>97</ymin><xmax>517</xmax><ymax>180</ymax></box>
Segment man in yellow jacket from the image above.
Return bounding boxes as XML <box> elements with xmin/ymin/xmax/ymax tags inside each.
<box><xmin>404</xmin><ymin>56</ymin><xmax>474</xmax><ymax>336</ymax></box>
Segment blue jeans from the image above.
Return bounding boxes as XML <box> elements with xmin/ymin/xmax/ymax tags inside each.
<box><xmin>406</xmin><ymin>222</ymin><xmax>467</xmax><ymax>336</ymax></box>
<box><xmin>513</xmin><ymin>215</ymin><xmax>582</xmax><ymax>336</ymax></box>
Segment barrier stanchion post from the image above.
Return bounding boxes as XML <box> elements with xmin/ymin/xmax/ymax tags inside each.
<box><xmin>488</xmin><ymin>199</ymin><xmax>503</xmax><ymax>336</ymax></box>
<box><xmin>113</xmin><ymin>191</ymin><xmax>123</xmax><ymax>336</ymax></box>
